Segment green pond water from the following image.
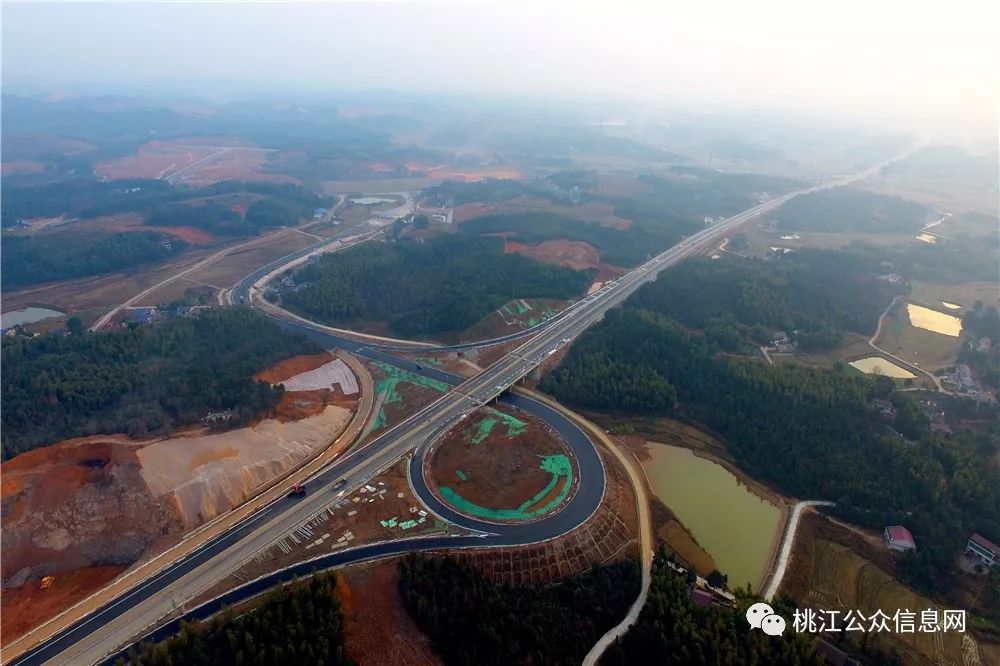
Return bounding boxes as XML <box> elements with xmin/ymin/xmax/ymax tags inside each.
<box><xmin>644</xmin><ymin>443</ymin><xmax>781</xmax><ymax>590</ymax></box>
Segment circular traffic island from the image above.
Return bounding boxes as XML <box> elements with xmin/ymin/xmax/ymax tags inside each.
<box><xmin>426</xmin><ymin>406</ymin><xmax>579</xmax><ymax>524</ymax></box>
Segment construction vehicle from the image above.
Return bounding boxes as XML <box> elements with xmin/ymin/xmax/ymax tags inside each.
<box><xmin>288</xmin><ymin>482</ymin><xmax>306</xmax><ymax>497</ymax></box>
<box><xmin>40</xmin><ymin>576</ymin><xmax>55</xmax><ymax>590</ymax></box>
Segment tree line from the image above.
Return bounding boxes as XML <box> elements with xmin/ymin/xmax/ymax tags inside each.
<box><xmin>397</xmin><ymin>554</ymin><xmax>639</xmax><ymax>666</ymax></box>
<box><xmin>1</xmin><ymin>307</ymin><xmax>316</xmax><ymax>459</ymax></box>
<box><xmin>958</xmin><ymin>302</ymin><xmax>1000</xmax><ymax>389</ymax></box>
<box><xmin>605</xmin><ymin>550</ymin><xmax>823</xmax><ymax>665</ymax></box>
<box><xmin>1</xmin><ymin>177</ymin><xmax>322</xmax><ymax>230</ymax></box>
<box><xmin>628</xmin><ymin>250</ymin><xmax>904</xmax><ymax>351</ymax></box>
<box><xmin>2</xmin><ymin>231</ymin><xmax>186</xmax><ymax>289</ymax></box>
<box><xmin>282</xmin><ymin>235</ymin><xmax>593</xmax><ymax>337</ymax></box>
<box><xmin>771</xmin><ymin>188</ymin><xmax>928</xmax><ymax>233</ymax></box>
<box><xmin>120</xmin><ymin>572</ymin><xmax>352</xmax><ymax>666</ymax></box>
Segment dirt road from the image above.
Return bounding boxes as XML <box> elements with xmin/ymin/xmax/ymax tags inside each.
<box><xmin>511</xmin><ymin>388</ymin><xmax>652</xmax><ymax>666</ymax></box>
<box><xmin>867</xmin><ymin>295</ymin><xmax>949</xmax><ymax>392</ymax></box>
<box><xmin>89</xmin><ymin>228</ymin><xmax>301</xmax><ymax>332</ymax></box>
<box><xmin>763</xmin><ymin>500</ymin><xmax>835</xmax><ymax>601</ymax></box>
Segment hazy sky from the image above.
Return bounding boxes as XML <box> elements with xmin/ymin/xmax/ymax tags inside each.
<box><xmin>3</xmin><ymin>1</ymin><xmax>998</xmax><ymax>142</ymax></box>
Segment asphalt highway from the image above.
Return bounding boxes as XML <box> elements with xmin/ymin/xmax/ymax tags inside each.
<box><xmin>11</xmin><ymin>338</ymin><xmax>604</xmax><ymax>666</ymax></box>
<box><xmin>10</xmin><ymin>153</ymin><xmax>907</xmax><ymax>665</ymax></box>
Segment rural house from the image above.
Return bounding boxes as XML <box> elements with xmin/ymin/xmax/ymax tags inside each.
<box><xmin>966</xmin><ymin>533</ymin><xmax>998</xmax><ymax>567</ymax></box>
<box><xmin>883</xmin><ymin>525</ymin><xmax>916</xmax><ymax>552</ymax></box>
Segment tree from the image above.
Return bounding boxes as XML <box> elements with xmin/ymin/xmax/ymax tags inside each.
<box><xmin>706</xmin><ymin>569</ymin><xmax>728</xmax><ymax>589</ymax></box>
<box><xmin>413</xmin><ymin>214</ymin><xmax>430</xmax><ymax>229</ymax></box>
<box><xmin>66</xmin><ymin>316</ymin><xmax>85</xmax><ymax>336</ymax></box>
<box><xmin>2</xmin><ymin>308</ymin><xmax>314</xmax><ymax>459</ymax></box>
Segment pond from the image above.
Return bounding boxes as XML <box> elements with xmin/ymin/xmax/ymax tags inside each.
<box><xmin>350</xmin><ymin>196</ymin><xmax>396</xmax><ymax>205</ymax></box>
<box><xmin>1</xmin><ymin>306</ymin><xmax>65</xmax><ymax>327</ymax></box>
<box><xmin>849</xmin><ymin>356</ymin><xmax>916</xmax><ymax>379</ymax></box>
<box><xmin>643</xmin><ymin>443</ymin><xmax>782</xmax><ymax>590</ymax></box>
<box><xmin>907</xmin><ymin>303</ymin><xmax>962</xmax><ymax>337</ymax></box>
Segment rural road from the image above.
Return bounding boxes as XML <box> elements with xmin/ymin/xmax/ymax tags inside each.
<box><xmin>89</xmin><ymin>225</ymin><xmax>315</xmax><ymax>332</ymax></box>
<box><xmin>11</xmin><ymin>153</ymin><xmax>911</xmax><ymax>665</ymax></box>
<box><xmin>763</xmin><ymin>500</ymin><xmax>835</xmax><ymax>601</ymax></box>
<box><xmin>517</xmin><ymin>390</ymin><xmax>653</xmax><ymax>666</ymax></box>
<box><xmin>867</xmin><ymin>295</ymin><xmax>950</xmax><ymax>393</ymax></box>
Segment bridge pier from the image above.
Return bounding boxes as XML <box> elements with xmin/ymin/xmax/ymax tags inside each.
<box><xmin>527</xmin><ymin>366</ymin><xmax>542</xmax><ymax>381</ymax></box>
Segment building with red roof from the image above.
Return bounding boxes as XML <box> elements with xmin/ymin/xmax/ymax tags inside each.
<box><xmin>883</xmin><ymin>525</ymin><xmax>916</xmax><ymax>552</ymax></box>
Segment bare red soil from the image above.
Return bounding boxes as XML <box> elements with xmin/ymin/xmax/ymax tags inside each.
<box><xmin>404</xmin><ymin>163</ymin><xmax>522</xmax><ymax>182</ymax></box>
<box><xmin>253</xmin><ymin>351</ymin><xmax>335</xmax><ymax>384</ymax></box>
<box><xmin>1</xmin><ymin>160</ymin><xmax>45</xmax><ymax>175</ymax></box>
<box><xmin>1</xmin><ymin>436</ymin><xmax>182</xmax><ymax>641</ymax></box>
<box><xmin>94</xmin><ymin>137</ymin><xmax>300</xmax><ymax>185</ymax></box>
<box><xmin>452</xmin><ymin>202</ymin><xmax>496</xmax><ymax>223</ymax></box>
<box><xmin>0</xmin><ymin>565</ymin><xmax>128</xmax><ymax>645</ymax></box>
<box><xmin>505</xmin><ymin>239</ymin><xmax>625</xmax><ymax>281</ymax></box>
<box><xmin>272</xmin><ymin>387</ymin><xmax>358</xmax><ymax>421</ymax></box>
<box><xmin>147</xmin><ymin>226</ymin><xmax>217</xmax><ymax>244</ymax></box>
<box><xmin>444</xmin><ymin>446</ymin><xmax>639</xmax><ymax>585</ymax></box>
<box><xmin>429</xmin><ymin>409</ymin><xmax>576</xmax><ymax>513</ymax></box>
<box><xmin>337</xmin><ymin>560</ymin><xmax>441</xmax><ymax>666</ymax></box>
<box><xmin>96</xmin><ymin>141</ymin><xmax>220</xmax><ymax>180</ymax></box>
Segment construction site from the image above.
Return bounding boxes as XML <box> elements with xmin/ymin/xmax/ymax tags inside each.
<box><xmin>426</xmin><ymin>405</ymin><xmax>580</xmax><ymax>524</ymax></box>
<box><xmin>0</xmin><ymin>350</ymin><xmax>367</xmax><ymax>645</ymax></box>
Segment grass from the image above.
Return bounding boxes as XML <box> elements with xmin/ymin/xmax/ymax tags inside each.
<box><xmin>909</xmin><ymin>280</ymin><xmax>1000</xmax><ymax>310</ymax></box>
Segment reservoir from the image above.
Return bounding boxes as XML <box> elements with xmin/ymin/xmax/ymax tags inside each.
<box><xmin>350</xmin><ymin>196</ymin><xmax>395</xmax><ymax>205</ymax></box>
<box><xmin>907</xmin><ymin>303</ymin><xmax>962</xmax><ymax>337</ymax></box>
<box><xmin>643</xmin><ymin>442</ymin><xmax>781</xmax><ymax>590</ymax></box>
<box><xmin>849</xmin><ymin>356</ymin><xmax>917</xmax><ymax>379</ymax></box>
<box><xmin>1</xmin><ymin>307</ymin><xmax>65</xmax><ymax>327</ymax></box>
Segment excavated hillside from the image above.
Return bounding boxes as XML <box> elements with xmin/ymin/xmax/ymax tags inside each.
<box><xmin>1</xmin><ymin>352</ymin><xmax>363</xmax><ymax>641</ymax></box>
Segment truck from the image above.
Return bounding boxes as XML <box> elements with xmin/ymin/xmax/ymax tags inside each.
<box><xmin>288</xmin><ymin>482</ymin><xmax>306</xmax><ymax>497</ymax></box>
<box><xmin>332</xmin><ymin>478</ymin><xmax>347</xmax><ymax>491</ymax></box>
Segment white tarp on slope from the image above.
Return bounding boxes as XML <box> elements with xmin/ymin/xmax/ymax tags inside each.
<box><xmin>279</xmin><ymin>358</ymin><xmax>359</xmax><ymax>395</ymax></box>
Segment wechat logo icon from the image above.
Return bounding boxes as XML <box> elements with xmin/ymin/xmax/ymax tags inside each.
<box><xmin>746</xmin><ymin>602</ymin><xmax>786</xmax><ymax>636</ymax></box>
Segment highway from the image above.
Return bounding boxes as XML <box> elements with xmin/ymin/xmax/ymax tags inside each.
<box><xmin>8</xmin><ymin>153</ymin><xmax>906</xmax><ymax>665</ymax></box>
<box><xmin>10</xmin><ymin>348</ymin><xmax>605</xmax><ymax>666</ymax></box>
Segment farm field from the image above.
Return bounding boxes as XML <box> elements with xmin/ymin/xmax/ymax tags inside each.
<box><xmin>861</xmin><ymin>176</ymin><xmax>998</xmax><ymax>219</ymax></box>
<box><xmin>875</xmin><ymin>302</ymin><xmax>963</xmax><ymax>372</ymax></box>
<box><xmin>909</xmin><ymin>280</ymin><xmax>1000</xmax><ymax>311</ymax></box>
<box><xmin>782</xmin><ymin>513</ymin><xmax>999</xmax><ymax>666</ymax></box>
<box><xmin>1</xmin><ymin>248</ymin><xmax>216</xmax><ymax>319</ymax></box>
<box><xmin>739</xmin><ymin>226</ymin><xmax>915</xmax><ymax>256</ymax></box>
<box><xmin>94</xmin><ymin>137</ymin><xmax>299</xmax><ymax>186</ymax></box>
<box><xmin>138</xmin><ymin>230</ymin><xmax>317</xmax><ymax>305</ymax></box>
